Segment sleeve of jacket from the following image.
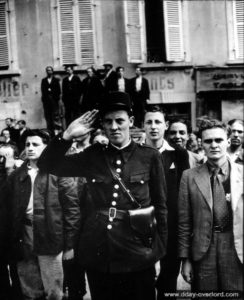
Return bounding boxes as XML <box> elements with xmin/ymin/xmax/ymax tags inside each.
<box><xmin>58</xmin><ymin>176</ymin><xmax>80</xmax><ymax>250</ymax></box>
<box><xmin>54</xmin><ymin>78</ymin><xmax>61</xmax><ymax>101</ymax></box>
<box><xmin>38</xmin><ymin>135</ymin><xmax>88</xmax><ymax>177</ymax></box>
<box><xmin>178</xmin><ymin>169</ymin><xmax>192</xmax><ymax>259</ymax></box>
<box><xmin>149</xmin><ymin>150</ymin><xmax>168</xmax><ymax>253</ymax></box>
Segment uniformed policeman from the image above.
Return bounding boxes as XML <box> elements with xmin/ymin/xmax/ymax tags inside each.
<box><xmin>38</xmin><ymin>91</ymin><xmax>167</xmax><ymax>300</ymax></box>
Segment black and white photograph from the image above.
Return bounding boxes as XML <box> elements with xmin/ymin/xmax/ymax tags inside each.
<box><xmin>0</xmin><ymin>0</ymin><xmax>243</xmax><ymax>299</ymax></box>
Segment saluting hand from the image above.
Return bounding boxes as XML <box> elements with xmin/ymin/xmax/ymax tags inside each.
<box><xmin>63</xmin><ymin>110</ymin><xmax>99</xmax><ymax>141</ymax></box>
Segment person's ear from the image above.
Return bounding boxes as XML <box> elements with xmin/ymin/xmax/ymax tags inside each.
<box><xmin>129</xmin><ymin>116</ymin><xmax>134</xmax><ymax>128</ymax></box>
<box><xmin>165</xmin><ymin>121</ymin><xmax>169</xmax><ymax>131</ymax></box>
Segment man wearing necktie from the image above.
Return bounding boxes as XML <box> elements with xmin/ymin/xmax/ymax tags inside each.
<box><xmin>178</xmin><ymin>119</ymin><xmax>243</xmax><ymax>295</ymax></box>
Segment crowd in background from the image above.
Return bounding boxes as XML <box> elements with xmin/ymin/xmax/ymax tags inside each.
<box><xmin>0</xmin><ymin>84</ymin><xmax>243</xmax><ymax>300</ymax></box>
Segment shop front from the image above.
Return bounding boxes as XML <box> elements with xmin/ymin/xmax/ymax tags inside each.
<box><xmin>141</xmin><ymin>65</ymin><xmax>196</xmax><ymax>128</ymax></box>
<box><xmin>196</xmin><ymin>67</ymin><xmax>244</xmax><ymax>123</ymax></box>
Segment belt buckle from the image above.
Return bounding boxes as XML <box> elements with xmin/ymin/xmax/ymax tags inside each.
<box><xmin>109</xmin><ymin>207</ymin><xmax>117</xmax><ymax>222</ymax></box>
<box><xmin>214</xmin><ymin>225</ymin><xmax>222</xmax><ymax>233</ymax></box>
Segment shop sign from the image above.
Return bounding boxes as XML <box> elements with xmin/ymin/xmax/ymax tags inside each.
<box><xmin>145</xmin><ymin>70</ymin><xmax>194</xmax><ymax>103</ymax></box>
<box><xmin>196</xmin><ymin>69</ymin><xmax>244</xmax><ymax>92</ymax></box>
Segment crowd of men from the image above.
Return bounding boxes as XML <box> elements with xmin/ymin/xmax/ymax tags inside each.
<box><xmin>41</xmin><ymin>63</ymin><xmax>150</xmax><ymax>134</ymax></box>
<box><xmin>0</xmin><ymin>90</ymin><xmax>243</xmax><ymax>300</ymax></box>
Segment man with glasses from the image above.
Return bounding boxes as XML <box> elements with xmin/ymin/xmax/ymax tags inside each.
<box><xmin>178</xmin><ymin>119</ymin><xmax>243</xmax><ymax>294</ymax></box>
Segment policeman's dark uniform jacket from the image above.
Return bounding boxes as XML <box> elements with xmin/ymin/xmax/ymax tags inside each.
<box><xmin>38</xmin><ymin>92</ymin><xmax>167</xmax><ymax>299</ymax></box>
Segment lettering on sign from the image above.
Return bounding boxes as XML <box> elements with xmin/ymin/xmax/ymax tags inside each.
<box><xmin>149</xmin><ymin>76</ymin><xmax>175</xmax><ymax>91</ymax></box>
<box><xmin>0</xmin><ymin>78</ymin><xmax>29</xmax><ymax>100</ymax></box>
<box><xmin>197</xmin><ymin>70</ymin><xmax>244</xmax><ymax>92</ymax></box>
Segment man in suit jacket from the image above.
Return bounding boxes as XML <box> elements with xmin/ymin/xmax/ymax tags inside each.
<box><xmin>80</xmin><ymin>67</ymin><xmax>104</xmax><ymax>113</ymax></box>
<box><xmin>130</xmin><ymin>67</ymin><xmax>150</xmax><ymax>128</ymax></box>
<box><xmin>102</xmin><ymin>61</ymin><xmax>117</xmax><ymax>93</ymax></box>
<box><xmin>62</xmin><ymin>65</ymin><xmax>82</xmax><ymax>126</ymax></box>
<box><xmin>41</xmin><ymin>66</ymin><xmax>61</xmax><ymax>134</ymax></box>
<box><xmin>144</xmin><ymin>105</ymin><xmax>189</xmax><ymax>299</ymax></box>
<box><xmin>178</xmin><ymin>119</ymin><xmax>243</xmax><ymax>293</ymax></box>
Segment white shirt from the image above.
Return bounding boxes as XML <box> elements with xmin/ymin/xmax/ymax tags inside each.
<box><xmin>136</xmin><ymin>76</ymin><xmax>142</xmax><ymax>92</ymax></box>
<box><xmin>26</xmin><ymin>166</ymin><xmax>39</xmax><ymax>215</ymax></box>
<box><xmin>118</xmin><ymin>78</ymin><xmax>125</xmax><ymax>92</ymax></box>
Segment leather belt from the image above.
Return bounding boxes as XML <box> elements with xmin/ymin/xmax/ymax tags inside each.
<box><xmin>213</xmin><ymin>225</ymin><xmax>232</xmax><ymax>233</ymax></box>
<box><xmin>97</xmin><ymin>208</ymin><xmax>128</xmax><ymax>220</ymax></box>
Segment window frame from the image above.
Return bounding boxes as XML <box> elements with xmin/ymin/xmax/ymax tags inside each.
<box><xmin>0</xmin><ymin>0</ymin><xmax>18</xmax><ymax>71</ymax></box>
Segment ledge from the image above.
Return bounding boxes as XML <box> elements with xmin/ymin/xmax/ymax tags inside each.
<box><xmin>195</xmin><ymin>64</ymin><xmax>244</xmax><ymax>70</ymax></box>
<box><xmin>0</xmin><ymin>69</ymin><xmax>21</xmax><ymax>77</ymax></box>
<box><xmin>139</xmin><ymin>62</ymin><xmax>193</xmax><ymax>71</ymax></box>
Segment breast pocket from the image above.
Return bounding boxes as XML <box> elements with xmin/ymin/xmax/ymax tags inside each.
<box><xmin>129</xmin><ymin>171</ymin><xmax>150</xmax><ymax>203</ymax></box>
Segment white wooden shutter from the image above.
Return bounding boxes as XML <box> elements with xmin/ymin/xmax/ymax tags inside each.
<box><xmin>233</xmin><ymin>0</ymin><xmax>244</xmax><ymax>59</ymax></box>
<box><xmin>78</xmin><ymin>0</ymin><xmax>95</xmax><ymax>65</ymax></box>
<box><xmin>163</xmin><ymin>0</ymin><xmax>184</xmax><ymax>62</ymax></box>
<box><xmin>124</xmin><ymin>0</ymin><xmax>145</xmax><ymax>63</ymax></box>
<box><xmin>58</xmin><ymin>0</ymin><xmax>77</xmax><ymax>65</ymax></box>
<box><xmin>0</xmin><ymin>1</ymin><xmax>9</xmax><ymax>67</ymax></box>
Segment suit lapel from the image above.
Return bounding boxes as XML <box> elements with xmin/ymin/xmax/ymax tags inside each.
<box><xmin>194</xmin><ymin>163</ymin><xmax>213</xmax><ymax>210</ymax></box>
<box><xmin>230</xmin><ymin>162</ymin><xmax>243</xmax><ymax>212</ymax></box>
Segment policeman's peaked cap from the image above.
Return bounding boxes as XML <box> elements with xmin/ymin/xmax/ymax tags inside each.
<box><xmin>101</xmin><ymin>91</ymin><xmax>132</xmax><ymax>116</ymax></box>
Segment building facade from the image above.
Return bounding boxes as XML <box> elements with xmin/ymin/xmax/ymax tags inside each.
<box><xmin>0</xmin><ymin>0</ymin><xmax>243</xmax><ymax>129</ymax></box>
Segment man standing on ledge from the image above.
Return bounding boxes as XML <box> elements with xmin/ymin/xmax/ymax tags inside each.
<box><xmin>38</xmin><ymin>91</ymin><xmax>167</xmax><ymax>300</ymax></box>
<box><xmin>178</xmin><ymin>120</ymin><xmax>243</xmax><ymax>294</ymax></box>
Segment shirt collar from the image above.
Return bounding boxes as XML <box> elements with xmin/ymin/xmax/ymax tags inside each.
<box><xmin>207</xmin><ymin>159</ymin><xmax>229</xmax><ymax>176</ymax></box>
<box><xmin>158</xmin><ymin>140</ymin><xmax>175</xmax><ymax>153</ymax></box>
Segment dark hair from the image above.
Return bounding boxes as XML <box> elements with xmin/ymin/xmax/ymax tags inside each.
<box><xmin>65</xmin><ymin>65</ymin><xmax>74</xmax><ymax>71</ymax></box>
<box><xmin>5</xmin><ymin>118</ymin><xmax>13</xmax><ymax>122</ymax></box>
<box><xmin>17</xmin><ymin>120</ymin><xmax>26</xmax><ymax>126</ymax></box>
<box><xmin>45</xmin><ymin>66</ymin><xmax>53</xmax><ymax>72</ymax></box>
<box><xmin>168</xmin><ymin>118</ymin><xmax>192</xmax><ymax>134</ymax></box>
<box><xmin>25</xmin><ymin>129</ymin><xmax>51</xmax><ymax>145</ymax></box>
<box><xmin>198</xmin><ymin>119</ymin><xmax>230</xmax><ymax>138</ymax></box>
<box><xmin>143</xmin><ymin>105</ymin><xmax>166</xmax><ymax>121</ymax></box>
<box><xmin>116</xmin><ymin>66</ymin><xmax>124</xmax><ymax>72</ymax></box>
<box><xmin>227</xmin><ymin>119</ymin><xmax>244</xmax><ymax>127</ymax></box>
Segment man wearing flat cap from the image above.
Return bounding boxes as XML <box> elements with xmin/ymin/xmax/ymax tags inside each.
<box><xmin>102</xmin><ymin>61</ymin><xmax>117</xmax><ymax>93</ymax></box>
<box><xmin>38</xmin><ymin>91</ymin><xmax>167</xmax><ymax>300</ymax></box>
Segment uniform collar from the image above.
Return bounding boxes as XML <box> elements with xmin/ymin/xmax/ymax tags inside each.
<box><xmin>106</xmin><ymin>140</ymin><xmax>136</xmax><ymax>164</ymax></box>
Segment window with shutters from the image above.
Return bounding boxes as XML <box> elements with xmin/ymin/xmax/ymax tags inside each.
<box><xmin>227</xmin><ymin>0</ymin><xmax>244</xmax><ymax>61</ymax></box>
<box><xmin>0</xmin><ymin>0</ymin><xmax>17</xmax><ymax>70</ymax></box>
<box><xmin>54</xmin><ymin>0</ymin><xmax>96</xmax><ymax>67</ymax></box>
<box><xmin>232</xmin><ymin>0</ymin><xmax>243</xmax><ymax>60</ymax></box>
<box><xmin>124</xmin><ymin>0</ymin><xmax>184</xmax><ymax>63</ymax></box>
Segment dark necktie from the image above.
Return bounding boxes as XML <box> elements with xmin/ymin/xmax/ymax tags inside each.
<box><xmin>211</xmin><ymin>169</ymin><xmax>230</xmax><ymax>228</ymax></box>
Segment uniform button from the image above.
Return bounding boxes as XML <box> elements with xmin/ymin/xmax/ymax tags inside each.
<box><xmin>112</xmin><ymin>201</ymin><xmax>117</xmax><ymax>206</ymax></box>
<box><xmin>116</xmin><ymin>160</ymin><xmax>122</xmax><ymax>165</ymax></box>
<box><xmin>116</xmin><ymin>168</ymin><xmax>121</xmax><ymax>173</ymax></box>
<box><xmin>113</xmin><ymin>193</ymin><xmax>118</xmax><ymax>198</ymax></box>
<box><xmin>140</xmin><ymin>180</ymin><xmax>144</xmax><ymax>184</ymax></box>
<box><xmin>107</xmin><ymin>224</ymin><xmax>112</xmax><ymax>230</ymax></box>
<box><xmin>114</xmin><ymin>184</ymin><xmax>119</xmax><ymax>189</ymax></box>
<box><xmin>109</xmin><ymin>217</ymin><xmax>113</xmax><ymax>222</ymax></box>
<box><xmin>92</xmin><ymin>179</ymin><xmax>96</xmax><ymax>183</ymax></box>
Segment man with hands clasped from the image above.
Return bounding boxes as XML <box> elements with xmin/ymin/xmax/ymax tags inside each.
<box><xmin>38</xmin><ymin>91</ymin><xmax>167</xmax><ymax>300</ymax></box>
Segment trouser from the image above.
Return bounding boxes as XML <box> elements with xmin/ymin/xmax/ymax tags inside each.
<box><xmin>156</xmin><ymin>254</ymin><xmax>181</xmax><ymax>300</ymax></box>
<box><xmin>17</xmin><ymin>224</ymin><xmax>63</xmax><ymax>300</ymax></box>
<box><xmin>86</xmin><ymin>266</ymin><xmax>156</xmax><ymax>300</ymax></box>
<box><xmin>0</xmin><ymin>259</ymin><xmax>23</xmax><ymax>300</ymax></box>
<box><xmin>63</xmin><ymin>258</ymin><xmax>86</xmax><ymax>299</ymax></box>
<box><xmin>192</xmin><ymin>230</ymin><xmax>243</xmax><ymax>297</ymax></box>
<box><xmin>64</xmin><ymin>102</ymin><xmax>80</xmax><ymax>126</ymax></box>
<box><xmin>42</xmin><ymin>97</ymin><xmax>59</xmax><ymax>134</ymax></box>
